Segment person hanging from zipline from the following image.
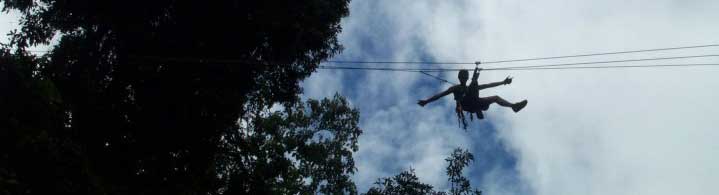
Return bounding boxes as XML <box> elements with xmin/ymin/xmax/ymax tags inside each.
<box><xmin>417</xmin><ymin>66</ymin><xmax>527</xmax><ymax>127</ymax></box>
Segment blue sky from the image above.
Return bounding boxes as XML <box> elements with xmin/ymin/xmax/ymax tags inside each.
<box><xmin>302</xmin><ymin>0</ymin><xmax>719</xmax><ymax>194</ymax></box>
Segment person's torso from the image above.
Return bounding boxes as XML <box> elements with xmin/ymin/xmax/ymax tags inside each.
<box><xmin>466</xmin><ymin>81</ymin><xmax>479</xmax><ymax>98</ymax></box>
<box><xmin>451</xmin><ymin>85</ymin><xmax>467</xmax><ymax>101</ymax></box>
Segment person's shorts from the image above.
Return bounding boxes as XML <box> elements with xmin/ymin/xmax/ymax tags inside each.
<box><xmin>461</xmin><ymin>98</ymin><xmax>490</xmax><ymax>112</ymax></box>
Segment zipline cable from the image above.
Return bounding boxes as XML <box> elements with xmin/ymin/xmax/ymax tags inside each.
<box><xmin>481</xmin><ymin>44</ymin><xmax>719</xmax><ymax>64</ymax></box>
<box><xmin>322</xmin><ymin>52</ymin><xmax>719</xmax><ymax>84</ymax></box>
<box><xmin>327</xmin><ymin>44</ymin><xmax>719</xmax><ymax>65</ymax></box>
<box><xmin>19</xmin><ymin>43</ymin><xmax>719</xmax><ymax>84</ymax></box>
<box><xmin>123</xmin><ymin>54</ymin><xmax>719</xmax><ymax>85</ymax></box>
<box><xmin>23</xmin><ymin>43</ymin><xmax>719</xmax><ymax>67</ymax></box>
<box><xmin>318</xmin><ymin>66</ymin><xmax>430</xmax><ymax>72</ymax></box>
<box><xmin>319</xmin><ymin>63</ymin><xmax>719</xmax><ymax>72</ymax></box>
<box><xmin>325</xmin><ymin>54</ymin><xmax>719</xmax><ymax>68</ymax></box>
<box><xmin>320</xmin><ymin>63</ymin><xmax>719</xmax><ymax>84</ymax></box>
<box><xmin>125</xmin><ymin>53</ymin><xmax>719</xmax><ymax>72</ymax></box>
<box><xmin>495</xmin><ymin>63</ymin><xmax>719</xmax><ymax>71</ymax></box>
<box><xmin>319</xmin><ymin>54</ymin><xmax>719</xmax><ymax>72</ymax></box>
<box><xmin>315</xmin><ymin>66</ymin><xmax>459</xmax><ymax>84</ymax></box>
<box><xmin>125</xmin><ymin>54</ymin><xmax>719</xmax><ymax>68</ymax></box>
<box><xmin>418</xmin><ymin>71</ymin><xmax>457</xmax><ymax>84</ymax></box>
<box><xmin>479</xmin><ymin>54</ymin><xmax>719</xmax><ymax>70</ymax></box>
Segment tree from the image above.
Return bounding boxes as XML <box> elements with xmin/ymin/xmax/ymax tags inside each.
<box><xmin>364</xmin><ymin>148</ymin><xmax>482</xmax><ymax>195</ymax></box>
<box><xmin>445</xmin><ymin>148</ymin><xmax>482</xmax><ymax>195</ymax></box>
<box><xmin>1</xmin><ymin>0</ymin><xmax>353</xmax><ymax>194</ymax></box>
<box><xmin>364</xmin><ymin>169</ymin><xmax>444</xmax><ymax>195</ymax></box>
<box><xmin>1</xmin><ymin>46</ymin><xmax>89</xmax><ymax>194</ymax></box>
<box><xmin>221</xmin><ymin>94</ymin><xmax>362</xmax><ymax>194</ymax></box>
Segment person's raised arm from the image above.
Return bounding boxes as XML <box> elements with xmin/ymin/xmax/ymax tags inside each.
<box><xmin>418</xmin><ymin>86</ymin><xmax>455</xmax><ymax>106</ymax></box>
<box><xmin>477</xmin><ymin>76</ymin><xmax>513</xmax><ymax>90</ymax></box>
<box><xmin>472</xmin><ymin>67</ymin><xmax>480</xmax><ymax>82</ymax></box>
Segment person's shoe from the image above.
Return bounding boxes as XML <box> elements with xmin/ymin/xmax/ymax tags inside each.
<box><xmin>512</xmin><ymin>100</ymin><xmax>528</xmax><ymax>112</ymax></box>
<box><xmin>476</xmin><ymin>111</ymin><xmax>484</xmax><ymax>119</ymax></box>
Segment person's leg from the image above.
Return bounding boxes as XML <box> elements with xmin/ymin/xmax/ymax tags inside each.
<box><xmin>513</xmin><ymin>100</ymin><xmax>527</xmax><ymax>112</ymax></box>
<box><xmin>475</xmin><ymin>110</ymin><xmax>484</xmax><ymax>119</ymax></box>
<box><xmin>482</xmin><ymin>96</ymin><xmax>528</xmax><ymax>112</ymax></box>
<box><xmin>483</xmin><ymin>95</ymin><xmax>513</xmax><ymax>107</ymax></box>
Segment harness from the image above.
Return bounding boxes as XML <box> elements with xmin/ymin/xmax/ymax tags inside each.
<box><xmin>456</xmin><ymin>63</ymin><xmax>484</xmax><ymax>129</ymax></box>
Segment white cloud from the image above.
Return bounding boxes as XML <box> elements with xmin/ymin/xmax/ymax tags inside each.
<box><xmin>304</xmin><ymin>0</ymin><xmax>719</xmax><ymax>194</ymax></box>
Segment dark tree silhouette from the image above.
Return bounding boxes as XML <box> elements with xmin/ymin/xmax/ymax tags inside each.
<box><xmin>364</xmin><ymin>148</ymin><xmax>482</xmax><ymax>195</ymax></box>
<box><xmin>445</xmin><ymin>148</ymin><xmax>482</xmax><ymax>195</ymax></box>
<box><xmin>220</xmin><ymin>94</ymin><xmax>362</xmax><ymax>194</ymax></box>
<box><xmin>1</xmin><ymin>0</ymin><xmax>353</xmax><ymax>194</ymax></box>
<box><xmin>364</xmin><ymin>169</ymin><xmax>444</xmax><ymax>195</ymax></box>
